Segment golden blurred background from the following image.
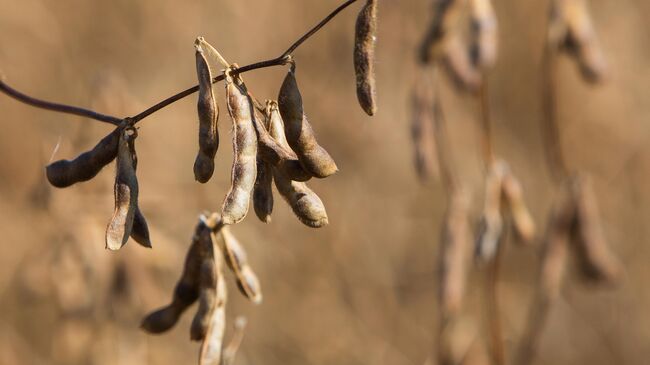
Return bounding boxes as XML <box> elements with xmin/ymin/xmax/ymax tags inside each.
<box><xmin>0</xmin><ymin>0</ymin><xmax>648</xmax><ymax>364</ymax></box>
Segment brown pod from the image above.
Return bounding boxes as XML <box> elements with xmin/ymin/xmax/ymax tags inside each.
<box><xmin>278</xmin><ymin>68</ymin><xmax>338</xmax><ymax>178</ymax></box>
<box><xmin>199</xmin><ymin>239</ymin><xmax>227</xmax><ymax>365</ymax></box>
<box><xmin>274</xmin><ymin>164</ymin><xmax>329</xmax><ymax>228</ymax></box>
<box><xmin>410</xmin><ymin>69</ymin><xmax>440</xmax><ymax>182</ymax></box>
<box><xmin>442</xmin><ymin>34</ymin><xmax>482</xmax><ymax>91</ymax></box>
<box><xmin>141</xmin><ymin>227</ymin><xmax>203</xmax><ymax>334</ymax></box>
<box><xmin>105</xmin><ymin>128</ymin><xmax>139</xmax><ymax>251</ymax></box>
<box><xmin>475</xmin><ymin>161</ymin><xmax>505</xmax><ymax>262</ymax></box>
<box><xmin>191</xmin><ymin>225</ymin><xmax>218</xmax><ymax>341</ymax></box>
<box><xmin>219</xmin><ymin>227</ymin><xmax>263</xmax><ymax>304</ymax></box>
<box><xmin>501</xmin><ymin>169</ymin><xmax>536</xmax><ymax>244</ymax></box>
<box><xmin>46</xmin><ymin>126</ymin><xmax>121</xmax><ymax>188</ymax></box>
<box><xmin>419</xmin><ymin>0</ymin><xmax>464</xmax><ymax>64</ymax></box>
<box><xmin>261</xmin><ymin>101</ymin><xmax>311</xmax><ymax>182</ymax></box>
<box><xmin>439</xmin><ymin>189</ymin><xmax>471</xmax><ymax>318</ymax></box>
<box><xmin>221</xmin><ymin>67</ymin><xmax>257</xmax><ymax>225</ymax></box>
<box><xmin>469</xmin><ymin>0</ymin><xmax>498</xmax><ymax>69</ymax></box>
<box><xmin>540</xmin><ymin>186</ymin><xmax>575</xmax><ymax>301</ymax></box>
<box><xmin>130</xmin><ymin>208</ymin><xmax>152</xmax><ymax>248</ymax></box>
<box><xmin>354</xmin><ymin>0</ymin><xmax>378</xmax><ymax>116</ymax></box>
<box><xmin>253</xmin><ymin>157</ymin><xmax>273</xmax><ymax>223</ymax></box>
<box><xmin>194</xmin><ymin>39</ymin><xmax>220</xmax><ymax>183</ymax></box>
<box><xmin>570</xmin><ymin>175</ymin><xmax>621</xmax><ymax>284</ymax></box>
<box><xmin>560</xmin><ymin>0</ymin><xmax>607</xmax><ymax>82</ymax></box>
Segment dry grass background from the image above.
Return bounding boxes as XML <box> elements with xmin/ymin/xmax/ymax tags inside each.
<box><xmin>0</xmin><ymin>0</ymin><xmax>648</xmax><ymax>364</ymax></box>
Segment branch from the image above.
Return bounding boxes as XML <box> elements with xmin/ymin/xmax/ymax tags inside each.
<box><xmin>0</xmin><ymin>0</ymin><xmax>360</xmax><ymax>125</ymax></box>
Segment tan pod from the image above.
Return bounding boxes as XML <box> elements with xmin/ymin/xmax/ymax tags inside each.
<box><xmin>253</xmin><ymin>157</ymin><xmax>274</xmax><ymax>223</ymax></box>
<box><xmin>191</xmin><ymin>225</ymin><xmax>218</xmax><ymax>341</ymax></box>
<box><xmin>278</xmin><ymin>68</ymin><xmax>338</xmax><ymax>178</ymax></box>
<box><xmin>199</xmin><ymin>236</ymin><xmax>227</xmax><ymax>365</ymax></box>
<box><xmin>439</xmin><ymin>189</ymin><xmax>471</xmax><ymax>317</ymax></box>
<box><xmin>221</xmin><ymin>67</ymin><xmax>257</xmax><ymax>225</ymax></box>
<box><xmin>410</xmin><ymin>69</ymin><xmax>440</xmax><ymax>182</ymax></box>
<box><xmin>219</xmin><ymin>227</ymin><xmax>263</xmax><ymax>304</ymax></box>
<box><xmin>105</xmin><ymin>127</ymin><xmax>139</xmax><ymax>251</ymax></box>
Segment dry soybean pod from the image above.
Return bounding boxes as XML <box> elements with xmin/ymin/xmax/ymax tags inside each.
<box><xmin>469</xmin><ymin>0</ymin><xmax>498</xmax><ymax>69</ymax></box>
<box><xmin>354</xmin><ymin>0</ymin><xmax>378</xmax><ymax>116</ymax></box>
<box><xmin>105</xmin><ymin>127</ymin><xmax>139</xmax><ymax>251</ymax></box>
<box><xmin>191</xmin><ymin>224</ymin><xmax>218</xmax><ymax>341</ymax></box>
<box><xmin>419</xmin><ymin>0</ymin><xmax>464</xmax><ymax>64</ymax></box>
<box><xmin>221</xmin><ymin>66</ymin><xmax>257</xmax><ymax>225</ymax></box>
<box><xmin>199</xmin><ymin>237</ymin><xmax>227</xmax><ymax>365</ymax></box>
<box><xmin>219</xmin><ymin>226</ymin><xmax>262</xmax><ymax>304</ymax></box>
<box><xmin>559</xmin><ymin>0</ymin><xmax>607</xmax><ymax>82</ymax></box>
<box><xmin>501</xmin><ymin>169</ymin><xmax>536</xmax><ymax>244</ymax></box>
<box><xmin>193</xmin><ymin>38</ymin><xmax>220</xmax><ymax>183</ymax></box>
<box><xmin>570</xmin><ymin>175</ymin><xmax>620</xmax><ymax>284</ymax></box>
<box><xmin>411</xmin><ymin>69</ymin><xmax>440</xmax><ymax>182</ymax></box>
<box><xmin>267</xmin><ymin>104</ymin><xmax>329</xmax><ymax>228</ymax></box>
<box><xmin>253</xmin><ymin>157</ymin><xmax>273</xmax><ymax>223</ymax></box>
<box><xmin>439</xmin><ymin>189</ymin><xmax>471</xmax><ymax>318</ymax></box>
<box><xmin>260</xmin><ymin>101</ymin><xmax>312</xmax><ymax>182</ymax></box>
<box><xmin>46</xmin><ymin>126</ymin><xmax>122</xmax><ymax>188</ymax></box>
<box><xmin>278</xmin><ymin>65</ymin><xmax>338</xmax><ymax>178</ymax></box>
<box><xmin>130</xmin><ymin>208</ymin><xmax>152</xmax><ymax>248</ymax></box>
<box><xmin>442</xmin><ymin>33</ymin><xmax>482</xmax><ymax>92</ymax></box>
<box><xmin>475</xmin><ymin>161</ymin><xmax>505</xmax><ymax>262</ymax></box>
<box><xmin>140</xmin><ymin>226</ymin><xmax>203</xmax><ymax>334</ymax></box>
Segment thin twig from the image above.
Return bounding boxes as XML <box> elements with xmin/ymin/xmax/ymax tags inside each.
<box><xmin>0</xmin><ymin>0</ymin><xmax>360</xmax><ymax>125</ymax></box>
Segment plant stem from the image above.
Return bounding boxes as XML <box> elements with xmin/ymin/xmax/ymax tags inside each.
<box><xmin>0</xmin><ymin>0</ymin><xmax>360</xmax><ymax>125</ymax></box>
<box><xmin>0</xmin><ymin>78</ymin><xmax>122</xmax><ymax>125</ymax></box>
<box><xmin>486</xmin><ymin>229</ymin><xmax>506</xmax><ymax>365</ymax></box>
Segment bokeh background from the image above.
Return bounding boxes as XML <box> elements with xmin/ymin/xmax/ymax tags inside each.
<box><xmin>0</xmin><ymin>0</ymin><xmax>648</xmax><ymax>364</ymax></box>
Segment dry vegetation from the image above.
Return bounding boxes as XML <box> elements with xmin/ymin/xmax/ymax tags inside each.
<box><xmin>0</xmin><ymin>0</ymin><xmax>649</xmax><ymax>364</ymax></box>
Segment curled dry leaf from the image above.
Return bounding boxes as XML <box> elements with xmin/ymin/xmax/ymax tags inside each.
<box><xmin>194</xmin><ymin>38</ymin><xmax>220</xmax><ymax>183</ymax></box>
<box><xmin>219</xmin><ymin>226</ymin><xmax>263</xmax><ymax>304</ymax></box>
<box><xmin>140</xmin><ymin>224</ymin><xmax>204</xmax><ymax>334</ymax></box>
<box><xmin>221</xmin><ymin>66</ymin><xmax>257</xmax><ymax>225</ymax></box>
<box><xmin>199</xmin><ymin>237</ymin><xmax>227</xmax><ymax>365</ymax></box>
<box><xmin>410</xmin><ymin>67</ymin><xmax>440</xmax><ymax>182</ymax></box>
<box><xmin>354</xmin><ymin>0</ymin><xmax>378</xmax><ymax>116</ymax></box>
<box><xmin>267</xmin><ymin>101</ymin><xmax>329</xmax><ymax>228</ymax></box>
<box><xmin>105</xmin><ymin>127</ymin><xmax>139</xmax><ymax>251</ymax></box>
<box><xmin>278</xmin><ymin>67</ymin><xmax>338</xmax><ymax>178</ymax></box>
<box><xmin>570</xmin><ymin>175</ymin><xmax>621</xmax><ymax>284</ymax></box>
<box><xmin>469</xmin><ymin>0</ymin><xmax>498</xmax><ymax>69</ymax></box>
<box><xmin>46</xmin><ymin>126</ymin><xmax>121</xmax><ymax>188</ymax></box>
<box><xmin>191</xmin><ymin>225</ymin><xmax>218</xmax><ymax>341</ymax></box>
<box><xmin>439</xmin><ymin>189</ymin><xmax>471</xmax><ymax>317</ymax></box>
